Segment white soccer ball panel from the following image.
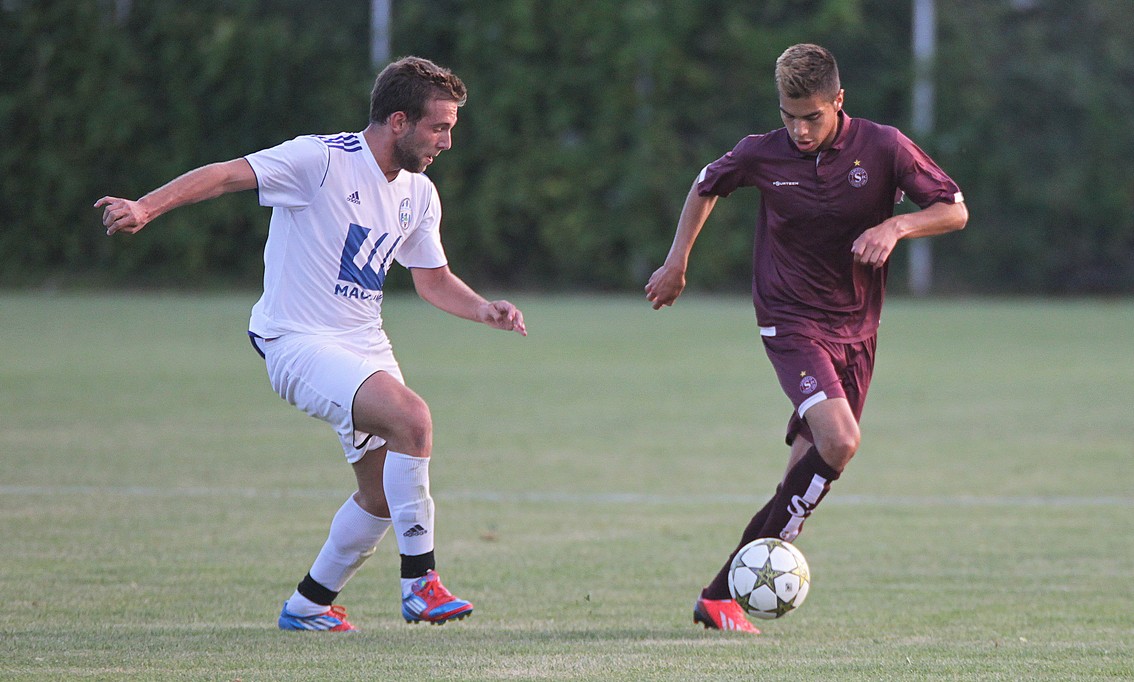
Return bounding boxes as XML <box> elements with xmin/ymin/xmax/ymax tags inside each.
<box><xmin>768</xmin><ymin>545</ymin><xmax>800</xmax><ymax>572</ymax></box>
<box><xmin>748</xmin><ymin>585</ymin><xmax>779</xmax><ymax>613</ymax></box>
<box><xmin>794</xmin><ymin>576</ymin><xmax>811</xmax><ymax>607</ymax></box>
<box><xmin>738</xmin><ymin>543</ymin><xmax>771</xmax><ymax>568</ymax></box>
<box><xmin>788</xmin><ymin>545</ymin><xmax>810</xmax><ymax>572</ymax></box>
<box><xmin>773</xmin><ymin>572</ymin><xmax>801</xmax><ymax>599</ymax></box>
<box><xmin>730</xmin><ymin>565</ymin><xmax>757</xmax><ymax>597</ymax></box>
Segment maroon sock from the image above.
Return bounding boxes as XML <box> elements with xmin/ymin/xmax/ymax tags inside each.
<box><xmin>757</xmin><ymin>446</ymin><xmax>840</xmax><ymax>542</ymax></box>
<box><xmin>702</xmin><ymin>494</ymin><xmax>778</xmax><ymax>600</ymax></box>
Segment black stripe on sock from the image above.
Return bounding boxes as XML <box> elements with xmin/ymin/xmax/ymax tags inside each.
<box><xmin>400</xmin><ymin>551</ymin><xmax>436</xmax><ymax>579</ymax></box>
<box><xmin>297</xmin><ymin>573</ymin><xmax>338</xmax><ymax>606</ymax></box>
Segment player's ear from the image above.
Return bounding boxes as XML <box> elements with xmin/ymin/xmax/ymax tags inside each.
<box><xmin>834</xmin><ymin>90</ymin><xmax>845</xmax><ymax>111</ymax></box>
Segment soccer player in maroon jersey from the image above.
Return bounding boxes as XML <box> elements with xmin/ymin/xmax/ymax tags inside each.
<box><xmin>645</xmin><ymin>43</ymin><xmax>968</xmax><ymax>633</ymax></box>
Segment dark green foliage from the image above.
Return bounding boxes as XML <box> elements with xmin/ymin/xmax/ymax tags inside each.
<box><xmin>934</xmin><ymin>0</ymin><xmax>1134</xmax><ymax>293</ymax></box>
<box><xmin>0</xmin><ymin>0</ymin><xmax>370</xmax><ymax>287</ymax></box>
<box><xmin>1</xmin><ymin>0</ymin><xmax>1130</xmax><ymax>292</ymax></box>
<box><xmin>394</xmin><ymin>0</ymin><xmax>911</xmax><ymax>291</ymax></box>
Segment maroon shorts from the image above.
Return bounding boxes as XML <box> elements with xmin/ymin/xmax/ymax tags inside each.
<box><xmin>761</xmin><ymin>333</ymin><xmax>877</xmax><ymax>446</ymax></box>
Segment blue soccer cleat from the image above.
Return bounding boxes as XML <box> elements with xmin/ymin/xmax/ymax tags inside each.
<box><xmin>401</xmin><ymin>570</ymin><xmax>474</xmax><ymax>624</ymax></box>
<box><xmin>278</xmin><ymin>601</ymin><xmax>357</xmax><ymax>632</ymax></box>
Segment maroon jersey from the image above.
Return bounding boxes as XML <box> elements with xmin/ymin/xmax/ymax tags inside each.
<box><xmin>698</xmin><ymin>111</ymin><xmax>963</xmax><ymax>342</ymax></box>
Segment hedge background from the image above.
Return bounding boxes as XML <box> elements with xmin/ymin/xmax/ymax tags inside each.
<box><xmin>2</xmin><ymin>0</ymin><xmax>1131</xmax><ymax>293</ymax></box>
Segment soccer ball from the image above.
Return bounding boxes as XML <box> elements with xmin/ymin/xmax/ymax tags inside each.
<box><xmin>727</xmin><ymin>538</ymin><xmax>811</xmax><ymax>620</ymax></box>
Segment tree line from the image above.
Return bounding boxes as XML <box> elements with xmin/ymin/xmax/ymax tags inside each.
<box><xmin>2</xmin><ymin>0</ymin><xmax>1131</xmax><ymax>293</ymax></box>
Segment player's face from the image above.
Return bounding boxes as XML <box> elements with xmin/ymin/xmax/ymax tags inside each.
<box><xmin>393</xmin><ymin>98</ymin><xmax>459</xmax><ymax>173</ymax></box>
<box><xmin>778</xmin><ymin>89</ymin><xmax>844</xmax><ymax>154</ymax></box>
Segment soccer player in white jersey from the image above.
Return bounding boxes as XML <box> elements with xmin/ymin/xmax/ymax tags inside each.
<box><xmin>96</xmin><ymin>56</ymin><xmax>526</xmax><ymax>631</ymax></box>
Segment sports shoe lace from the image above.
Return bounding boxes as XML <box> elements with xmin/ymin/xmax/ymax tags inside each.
<box><xmin>418</xmin><ymin>574</ymin><xmax>454</xmax><ymax>602</ymax></box>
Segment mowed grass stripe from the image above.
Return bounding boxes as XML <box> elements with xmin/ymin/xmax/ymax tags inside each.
<box><xmin>2</xmin><ymin>484</ymin><xmax>1132</xmax><ymax>508</ymax></box>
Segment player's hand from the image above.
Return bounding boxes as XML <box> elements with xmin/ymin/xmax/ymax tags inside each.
<box><xmin>645</xmin><ymin>262</ymin><xmax>686</xmax><ymax>309</ymax></box>
<box><xmin>480</xmin><ymin>300</ymin><xmax>527</xmax><ymax>336</ymax></box>
<box><xmin>851</xmin><ymin>221</ymin><xmax>901</xmax><ymax>269</ymax></box>
<box><xmin>95</xmin><ymin>196</ymin><xmax>149</xmax><ymax>236</ymax></box>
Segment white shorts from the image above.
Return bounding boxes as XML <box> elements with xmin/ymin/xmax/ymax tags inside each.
<box><xmin>251</xmin><ymin>330</ymin><xmax>405</xmax><ymax>463</ymax></box>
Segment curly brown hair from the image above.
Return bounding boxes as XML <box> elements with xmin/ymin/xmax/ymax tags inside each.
<box><xmin>369</xmin><ymin>56</ymin><xmax>467</xmax><ymax>125</ymax></box>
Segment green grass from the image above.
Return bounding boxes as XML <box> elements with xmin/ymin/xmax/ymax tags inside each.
<box><xmin>1</xmin><ymin>292</ymin><xmax>1131</xmax><ymax>681</ymax></box>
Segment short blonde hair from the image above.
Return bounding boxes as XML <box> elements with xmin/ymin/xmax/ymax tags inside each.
<box><xmin>775</xmin><ymin>44</ymin><xmax>841</xmax><ymax>100</ymax></box>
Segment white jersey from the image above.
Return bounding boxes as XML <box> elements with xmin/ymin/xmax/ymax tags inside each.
<box><xmin>244</xmin><ymin>132</ymin><xmax>447</xmax><ymax>337</ymax></box>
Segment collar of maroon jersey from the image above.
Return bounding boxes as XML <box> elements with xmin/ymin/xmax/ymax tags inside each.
<box><xmin>786</xmin><ymin>109</ymin><xmax>852</xmax><ymax>157</ymax></box>
<box><xmin>829</xmin><ymin>109</ymin><xmax>851</xmax><ymax>150</ymax></box>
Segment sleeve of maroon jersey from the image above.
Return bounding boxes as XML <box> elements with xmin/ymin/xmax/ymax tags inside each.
<box><xmin>892</xmin><ymin>129</ymin><xmax>963</xmax><ymax>209</ymax></box>
<box><xmin>696</xmin><ymin>135</ymin><xmax>763</xmax><ymax>198</ymax></box>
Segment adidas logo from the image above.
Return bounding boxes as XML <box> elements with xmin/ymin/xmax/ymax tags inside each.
<box><xmin>402</xmin><ymin>524</ymin><xmax>428</xmax><ymax>537</ymax></box>
<box><xmin>346</xmin><ymin>191</ymin><xmax>361</xmax><ymax>205</ymax></box>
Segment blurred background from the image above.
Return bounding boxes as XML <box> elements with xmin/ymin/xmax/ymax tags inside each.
<box><xmin>2</xmin><ymin>0</ymin><xmax>1131</xmax><ymax>295</ymax></box>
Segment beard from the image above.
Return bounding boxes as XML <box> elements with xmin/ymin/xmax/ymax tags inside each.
<box><xmin>392</xmin><ymin>134</ymin><xmax>429</xmax><ymax>173</ymax></box>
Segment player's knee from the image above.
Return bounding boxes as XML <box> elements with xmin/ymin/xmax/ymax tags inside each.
<box><xmin>398</xmin><ymin>401</ymin><xmax>433</xmax><ymax>457</ymax></box>
<box><xmin>402</xmin><ymin>425</ymin><xmax>432</xmax><ymax>458</ymax></box>
<box><xmin>818</xmin><ymin>427</ymin><xmax>859</xmax><ymax>471</ymax></box>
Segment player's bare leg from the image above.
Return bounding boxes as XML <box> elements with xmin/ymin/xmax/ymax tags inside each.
<box><xmin>353</xmin><ymin>371</ymin><xmax>472</xmax><ymax>624</ymax></box>
<box><xmin>351</xmin><ymin>446</ymin><xmax>391</xmax><ymax>517</ymax></box>
<box><xmin>786</xmin><ymin>397</ymin><xmax>859</xmax><ymax>474</ymax></box>
<box><xmin>352</xmin><ymin>371</ymin><xmax>434</xmax><ymax>464</ymax></box>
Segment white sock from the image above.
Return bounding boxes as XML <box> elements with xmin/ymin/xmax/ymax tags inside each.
<box><xmin>284</xmin><ymin>591</ymin><xmax>325</xmax><ymax>617</ymax></box>
<box><xmin>286</xmin><ymin>495</ymin><xmax>391</xmax><ymax>617</ymax></box>
<box><xmin>311</xmin><ymin>494</ymin><xmax>392</xmax><ymax>591</ymax></box>
<box><xmin>383</xmin><ymin>451</ymin><xmax>435</xmax><ymax>558</ymax></box>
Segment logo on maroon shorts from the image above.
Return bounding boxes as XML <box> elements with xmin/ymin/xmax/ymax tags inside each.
<box><xmin>799</xmin><ymin>374</ymin><xmax>818</xmax><ymax>395</ymax></box>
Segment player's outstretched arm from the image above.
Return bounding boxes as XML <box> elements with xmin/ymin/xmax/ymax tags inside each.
<box><xmin>411</xmin><ymin>265</ymin><xmax>527</xmax><ymax>336</ymax></box>
<box><xmin>96</xmin><ymin>159</ymin><xmax>258</xmax><ymax>236</ymax></box>
<box><xmin>645</xmin><ymin>180</ymin><xmax>718</xmax><ymax>310</ymax></box>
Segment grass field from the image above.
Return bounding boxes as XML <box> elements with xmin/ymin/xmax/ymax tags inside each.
<box><xmin>1</xmin><ymin>292</ymin><xmax>1131</xmax><ymax>681</ymax></box>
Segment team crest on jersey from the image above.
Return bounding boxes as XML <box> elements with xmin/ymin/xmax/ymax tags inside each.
<box><xmin>848</xmin><ymin>161</ymin><xmax>869</xmax><ymax>188</ymax></box>
<box><xmin>799</xmin><ymin>374</ymin><xmax>818</xmax><ymax>395</ymax></box>
<box><xmin>398</xmin><ymin>198</ymin><xmax>412</xmax><ymax>229</ymax></box>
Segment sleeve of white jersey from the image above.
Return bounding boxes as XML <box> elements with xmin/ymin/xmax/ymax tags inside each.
<box><xmin>243</xmin><ymin>136</ymin><xmax>329</xmax><ymax>209</ymax></box>
<box><xmin>395</xmin><ymin>183</ymin><xmax>448</xmax><ymax>270</ymax></box>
